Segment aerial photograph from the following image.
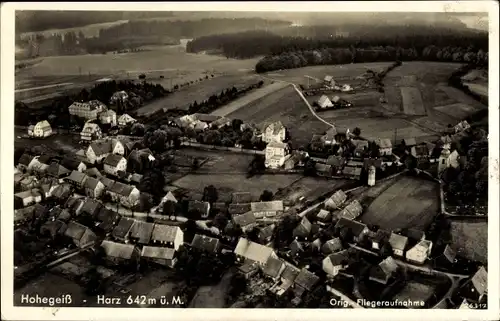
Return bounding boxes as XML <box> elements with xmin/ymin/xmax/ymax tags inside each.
<box><xmin>11</xmin><ymin>9</ymin><xmax>489</xmax><ymax>309</ymax></box>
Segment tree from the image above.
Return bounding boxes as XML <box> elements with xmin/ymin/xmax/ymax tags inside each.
<box><xmin>260</xmin><ymin>190</ymin><xmax>273</xmax><ymax>201</ymax></box>
<box><xmin>380</xmin><ymin>242</ymin><xmax>393</xmax><ymax>258</ymax></box>
<box><xmin>131</xmin><ymin>123</ymin><xmax>145</xmax><ymax>136</ymax></box>
<box><xmin>213</xmin><ymin>212</ymin><xmax>229</xmax><ymax>230</ymax></box>
<box><xmin>163</xmin><ymin>200</ymin><xmax>177</xmax><ymax>216</ymax></box>
<box><xmin>304</xmin><ymin>159</ymin><xmax>317</xmax><ymax>177</ymax></box>
<box><xmin>228</xmin><ymin>273</ymin><xmax>247</xmax><ymax>298</ymax></box>
<box><xmin>353</xmin><ymin>127</ymin><xmax>361</xmax><ymax>137</ymax></box>
<box><xmin>232</xmin><ymin>119</ymin><xmax>243</xmax><ymax>131</ymax></box>
<box><xmin>202</xmin><ymin>185</ymin><xmax>218</xmax><ymax>204</ymax></box>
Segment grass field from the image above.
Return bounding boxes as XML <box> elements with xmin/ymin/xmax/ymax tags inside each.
<box><xmin>433</xmin><ymin>102</ymin><xmax>483</xmax><ymax>120</ymax></box>
<box><xmin>360</xmin><ymin>176</ymin><xmax>439</xmax><ymax>230</ymax></box>
<box><xmin>401</xmin><ymin>86</ymin><xmax>426</xmax><ymax>116</ymax></box>
<box><xmin>449</xmin><ymin>221</ymin><xmax>488</xmax><ymax>264</ymax></box>
<box><xmin>392</xmin><ymin>281</ymin><xmax>436</xmax><ymax>305</ymax></box>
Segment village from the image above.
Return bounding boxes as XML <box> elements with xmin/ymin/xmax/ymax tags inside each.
<box><xmin>13</xmin><ymin>65</ymin><xmax>488</xmax><ymax>310</ymax></box>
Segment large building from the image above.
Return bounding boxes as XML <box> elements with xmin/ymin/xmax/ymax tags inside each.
<box><xmin>28</xmin><ymin>120</ymin><xmax>52</xmax><ymax>138</ymax></box>
<box><xmin>69</xmin><ymin>100</ymin><xmax>106</xmax><ymax>120</ymax></box>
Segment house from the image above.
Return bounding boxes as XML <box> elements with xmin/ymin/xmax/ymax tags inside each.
<box><xmin>440</xmin><ymin>135</ymin><xmax>452</xmax><ymax>150</ymax></box>
<box><xmin>323</xmin><ymin>250</ymin><xmax>350</xmax><ymax>277</ymax></box>
<box><xmin>141</xmin><ymin>246</ymin><xmax>177</xmax><ymax>268</ymax></box>
<box><xmin>368</xmin><ymin>257</ymin><xmax>399</xmax><ymax>284</ymax></box>
<box><xmin>321</xmin><ymin>127</ymin><xmax>337</xmax><ymax>146</ymax></box>
<box><xmin>188</xmin><ymin>200</ymin><xmax>211</xmax><ymax>218</ymax></box>
<box><xmin>28</xmin><ymin>120</ymin><xmax>52</xmax><ymax>138</ymax></box>
<box><xmin>370</xmin><ymin>229</ymin><xmax>391</xmax><ymax>250</ymax></box>
<box><xmin>341</xmin><ymin>84</ymin><xmax>352</xmax><ymax>92</ymax></box>
<box><xmin>83</xmin><ymin>177</ymin><xmax>105</xmax><ymax>198</ymax></box>
<box><xmin>448</xmin><ymin>150</ymin><xmax>461</xmax><ymax>169</ymax></box>
<box><xmin>316</xmin><ymin>95</ymin><xmax>333</xmax><ymax>109</ymax></box>
<box><xmin>269</xmin><ymin>263</ymin><xmax>301</xmax><ymax>297</ymax></box>
<box><xmin>352</xmin><ymin>139</ymin><xmax>369</xmax><ymax>158</ymax></box>
<box><xmin>454</xmin><ymin>120</ymin><xmax>470</xmax><ymax>133</ymax></box>
<box><xmin>316</xmin><ymin>209</ymin><xmax>332</xmax><ymax>222</ymax></box>
<box><xmin>375</xmin><ymin>138</ymin><xmax>393</xmax><ymax>156</ymax></box>
<box><xmin>406</xmin><ymin>228</ymin><xmax>426</xmax><ymax>242</ymax></box>
<box><xmin>129</xmin><ymin>221</ymin><xmax>154</xmax><ymax>244</ymax></box>
<box><xmin>150</xmin><ymin>224</ymin><xmax>184</xmax><ymax>250</ymax></box>
<box><xmin>40</xmin><ymin>182</ymin><xmax>59</xmax><ymax>198</ymax></box>
<box><xmin>193</xmin><ymin>120</ymin><xmax>209</xmax><ymax>132</ymax></box>
<box><xmin>80</xmin><ymin>122</ymin><xmax>102</xmax><ymax>142</ymax></box>
<box><xmin>251</xmin><ymin>200</ymin><xmax>284</xmax><ymax>218</ymax></box>
<box><xmin>438</xmin><ymin>148</ymin><xmax>452</xmax><ymax>174</ymax></box>
<box><xmin>339</xmin><ymin>200</ymin><xmax>363</xmax><ymax>220</ymax></box>
<box><xmin>84</xmin><ymin>167</ymin><xmax>103</xmax><ymax>178</ymax></box>
<box><xmin>65</xmin><ymin>171</ymin><xmax>88</xmax><ymax>188</ymax></box>
<box><xmin>234</xmin><ymin>237</ymin><xmax>276</xmax><ymax>265</ymax></box>
<box><xmin>265</xmin><ymin>141</ymin><xmax>290</xmax><ymax>169</ymax></box>
<box><xmin>238</xmin><ymin>262</ymin><xmax>259</xmax><ymax>279</ymax></box>
<box><xmin>231</xmin><ymin>192</ymin><xmax>253</xmax><ymax>204</ymax></box>
<box><xmin>117</xmin><ymin>114</ymin><xmax>137</xmax><ymax>127</ymax></box>
<box><xmin>63</xmin><ymin>221</ymin><xmax>98</xmax><ymax>248</ymax></box>
<box><xmin>17</xmin><ymin>153</ymin><xmax>36</xmax><ymax>172</ymax></box>
<box><xmin>289</xmin><ymin>239</ymin><xmax>304</xmax><ymax>257</ymax></box>
<box><xmin>29</xmin><ymin>156</ymin><xmax>51</xmax><ymax>174</ymax></box>
<box><xmin>283</xmin><ymin>152</ymin><xmax>301</xmax><ymax>169</ymax></box>
<box><xmin>210</xmin><ymin>116</ymin><xmax>232</xmax><ymax>129</ymax></box>
<box><xmin>94</xmin><ymin>207</ymin><xmax>121</xmax><ymax>233</ymax></box>
<box><xmin>190</xmin><ymin>234</ymin><xmax>220</xmax><ymax>253</ymax></box>
<box><xmin>40</xmin><ymin>220</ymin><xmax>67</xmax><ymax>239</ymax></box>
<box><xmin>99</xmin><ymin>109</ymin><xmax>117</xmax><ymax>127</ymax></box>
<box><xmin>461</xmin><ymin>267</ymin><xmax>488</xmax><ymax>303</ymax></box>
<box><xmin>326</xmin><ymin>156</ymin><xmax>345</xmax><ymax>174</ymax></box>
<box><xmin>443</xmin><ymin>244</ymin><xmax>457</xmax><ymax>263</ymax></box>
<box><xmin>86</xmin><ymin>140</ymin><xmax>112</xmax><ymax>164</ymax></box>
<box><xmin>111</xmin><ymin>217</ymin><xmax>136</xmax><ymax>242</ymax></box>
<box><xmin>406</xmin><ymin>240</ymin><xmax>433</xmax><ymax>264</ymax></box>
<box><xmin>110</xmin><ymin>91</ymin><xmax>129</xmax><ymax>104</ymax></box>
<box><xmin>100</xmin><ymin>240</ymin><xmax>138</xmax><ymax>265</ymax></box>
<box><xmin>325</xmin><ymin>190</ymin><xmax>347</xmax><ymax>210</ymax></box>
<box><xmin>335</xmin><ymin>218</ymin><xmax>369</xmax><ymax>242</ymax></box>
<box><xmin>64</xmin><ymin>197</ymin><xmax>85</xmax><ymax>215</ymax></box>
<box><xmin>323</xmin><ymin>75</ymin><xmax>336</xmax><ymax>87</ymax></box>
<box><xmin>78</xmin><ymin>199</ymin><xmax>103</xmax><ymax>217</ymax></box>
<box><xmin>51</xmin><ymin>184</ymin><xmax>72</xmax><ymax>200</ymax></box>
<box><xmin>293</xmin><ymin>217</ymin><xmax>312</xmax><ymax>240</ymax></box>
<box><xmin>389</xmin><ymin>233</ymin><xmax>408</xmax><ymax>257</ymax></box>
<box><xmin>342</xmin><ymin>166</ymin><xmax>362</xmax><ymax>180</ymax></box>
<box><xmin>315</xmin><ymin>163</ymin><xmax>333</xmax><ymax>176</ymax></box>
<box><xmin>60</xmin><ymin>157</ymin><xmax>87</xmax><ymax>173</ymax></box>
<box><xmin>127</xmin><ymin>148</ymin><xmax>155</xmax><ymax>172</ymax></box>
<box><xmin>46</xmin><ymin>163</ymin><xmax>71</xmax><ymax>180</ymax></box>
<box><xmin>103</xmin><ymin>154</ymin><xmax>127</xmax><ymax>176</ymax></box>
<box><xmin>232</xmin><ymin>212</ymin><xmax>257</xmax><ymax>232</ymax></box>
<box><xmin>69</xmin><ymin>100</ymin><xmax>106</xmax><ymax>120</ymax></box>
<box><xmin>363</xmin><ymin>158</ymin><xmax>383</xmax><ymax>171</ymax></box>
<box><xmin>99</xmin><ymin>177</ymin><xmax>115</xmax><ymax>190</ymax></box>
<box><xmin>292</xmin><ymin>268</ymin><xmax>320</xmax><ymax>302</ymax></box>
<box><xmin>402</xmin><ymin>138</ymin><xmax>417</xmax><ymax>148</ymax></box>
<box><xmin>262</xmin><ymin>121</ymin><xmax>286</xmax><ymax>143</ymax></box>
<box><xmin>157</xmin><ymin>191</ymin><xmax>178</xmax><ymax>212</ymax></box>
<box><xmin>107</xmin><ymin>182</ymin><xmax>140</xmax><ymax>208</ymax></box>
<box><xmin>321</xmin><ymin>238</ymin><xmax>343</xmax><ymax>255</ymax></box>
<box><xmin>257</xmin><ymin>224</ymin><xmax>275</xmax><ymax>244</ymax></box>
<box><xmin>19</xmin><ymin>175</ymin><xmax>39</xmax><ymax>191</ymax></box>
<box><xmin>262</xmin><ymin>256</ymin><xmax>286</xmax><ymax>280</ymax></box>
<box><xmin>411</xmin><ymin>145</ymin><xmax>430</xmax><ymax>161</ymax></box>
<box><xmin>14</xmin><ymin>189</ymin><xmax>43</xmax><ymax>207</ymax></box>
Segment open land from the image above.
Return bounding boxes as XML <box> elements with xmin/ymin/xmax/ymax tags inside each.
<box><xmin>189</xmin><ymin>270</ymin><xmax>234</xmax><ymax>308</ymax></box>
<box><xmin>449</xmin><ymin>221</ymin><xmax>488</xmax><ymax>264</ymax></box>
<box><xmin>391</xmin><ymin>281</ymin><xmax>436</xmax><ymax>305</ymax></box>
<box><xmin>400</xmin><ymin>86</ymin><xmax>426</xmax><ymax>116</ymax></box>
<box><xmin>359</xmin><ymin>176</ymin><xmax>439</xmax><ymax>230</ymax></box>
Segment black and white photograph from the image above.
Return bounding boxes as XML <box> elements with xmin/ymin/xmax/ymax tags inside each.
<box><xmin>1</xmin><ymin>2</ymin><xmax>498</xmax><ymax>320</ymax></box>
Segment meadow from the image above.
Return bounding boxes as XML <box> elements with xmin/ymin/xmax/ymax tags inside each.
<box><xmin>449</xmin><ymin>221</ymin><xmax>488</xmax><ymax>264</ymax></box>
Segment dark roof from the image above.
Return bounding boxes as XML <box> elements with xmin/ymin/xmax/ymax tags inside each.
<box><xmin>321</xmin><ymin>238</ymin><xmax>343</xmax><ymax>254</ymax></box>
<box><xmin>188</xmin><ymin>200</ymin><xmax>210</xmax><ymax>213</ymax></box>
<box><xmin>109</xmin><ymin>181</ymin><xmax>135</xmax><ymax>197</ymax></box>
<box><xmin>151</xmin><ymin>224</ymin><xmax>181</xmax><ymax>243</ymax></box>
<box><xmin>281</xmin><ymin>264</ymin><xmax>300</xmax><ymax>282</ymax></box>
<box><xmin>84</xmin><ymin>167</ymin><xmax>103</xmax><ymax>178</ymax></box>
<box><xmin>191</xmin><ymin>234</ymin><xmax>220</xmax><ymax>253</ymax></box>
<box><xmin>326</xmin><ymin>156</ymin><xmax>346</xmax><ymax>167</ymax></box>
<box><xmin>95</xmin><ymin>207</ymin><xmax>120</xmax><ymax>225</ymax></box>
<box><xmin>403</xmin><ymin>138</ymin><xmax>417</xmax><ymax>146</ymax></box>
<box><xmin>129</xmin><ymin>221</ymin><xmax>154</xmax><ymax>244</ymax></box>
<box><xmin>372</xmin><ymin>229</ymin><xmax>391</xmax><ymax>243</ymax></box>
<box><xmin>79</xmin><ymin>199</ymin><xmax>102</xmax><ymax>217</ymax></box>
<box><xmin>34</xmin><ymin>203</ymin><xmax>49</xmax><ymax>217</ymax></box>
<box><xmin>363</xmin><ymin>158</ymin><xmax>383</xmax><ymax>170</ymax></box>
<box><xmin>89</xmin><ymin>140</ymin><xmax>112</xmax><ymax>156</ymax></box>
<box><xmin>231</xmin><ymin>192</ymin><xmax>253</xmax><ymax>204</ymax></box>
<box><xmin>101</xmin><ymin>240</ymin><xmax>136</xmax><ymax>259</ymax></box>
<box><xmin>104</xmin><ymin>154</ymin><xmax>125</xmax><ymax>167</ymax></box>
<box><xmin>228</xmin><ymin>203</ymin><xmax>251</xmax><ymax>215</ymax></box>
<box><xmin>232</xmin><ymin>212</ymin><xmax>257</xmax><ymax>228</ymax></box>
<box><xmin>84</xmin><ymin>177</ymin><xmax>103</xmax><ymax>190</ymax></box>
<box><xmin>112</xmin><ymin>217</ymin><xmax>135</xmax><ymax>239</ymax></box>
<box><xmin>37</xmin><ymin>154</ymin><xmax>52</xmax><ymax>165</ymax></box>
<box><xmin>99</xmin><ymin>177</ymin><xmax>115</xmax><ymax>189</ymax></box>
<box><xmin>57</xmin><ymin>208</ymin><xmax>72</xmax><ymax>221</ymax></box>
<box><xmin>61</xmin><ymin>157</ymin><xmax>84</xmax><ymax>171</ymax></box>
<box><xmin>294</xmin><ymin>269</ymin><xmax>320</xmax><ymax>291</ymax></box>
<box><xmin>406</xmin><ymin>228</ymin><xmax>426</xmax><ymax>241</ymax></box>
<box><xmin>18</xmin><ymin>153</ymin><xmax>35</xmax><ymax>166</ymax></box>
<box><xmin>64</xmin><ymin>221</ymin><xmax>88</xmax><ymax>240</ymax></box>
<box><xmin>293</xmin><ymin>217</ymin><xmax>312</xmax><ymax>238</ymax></box>
<box><xmin>325</xmin><ymin>250</ymin><xmax>350</xmax><ymax>266</ymax></box>
<box><xmin>263</xmin><ymin>257</ymin><xmax>285</xmax><ymax>278</ymax></box>
<box><xmin>46</xmin><ymin>163</ymin><xmax>71</xmax><ymax>178</ymax></box>
<box><xmin>335</xmin><ymin>218</ymin><xmax>367</xmax><ymax>237</ymax></box>
<box><xmin>66</xmin><ymin>170</ymin><xmax>87</xmax><ymax>184</ymax></box>
<box><xmin>258</xmin><ymin>224</ymin><xmax>275</xmax><ymax>242</ymax></box>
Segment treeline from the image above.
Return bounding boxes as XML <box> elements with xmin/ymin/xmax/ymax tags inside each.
<box><xmin>15</xmin><ymin>11</ymin><xmax>175</xmax><ymax>33</ymax></box>
<box><xmin>448</xmin><ymin>64</ymin><xmax>488</xmax><ymax>105</ymax></box>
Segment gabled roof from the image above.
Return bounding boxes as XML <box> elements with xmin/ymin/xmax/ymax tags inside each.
<box><xmin>37</xmin><ymin>154</ymin><xmax>52</xmax><ymax>165</ymax></box>
<box><xmin>389</xmin><ymin>233</ymin><xmax>408</xmax><ymax>251</ymax></box>
<box><xmin>335</xmin><ymin>218</ymin><xmax>367</xmax><ymax>237</ymax></box>
<box><xmin>84</xmin><ymin>167</ymin><xmax>103</xmax><ymax>178</ymax></box>
<box><xmin>231</xmin><ymin>192</ymin><xmax>253</xmax><ymax>204</ymax></box>
<box><xmin>46</xmin><ymin>163</ymin><xmax>71</xmax><ymax>178</ymax></box>
<box><xmin>262</xmin><ymin>256</ymin><xmax>285</xmax><ymax>279</ymax></box>
<box><xmin>363</xmin><ymin>158</ymin><xmax>383</xmax><ymax>170</ymax></box>
<box><xmin>190</xmin><ymin>234</ymin><xmax>220</xmax><ymax>253</ymax></box>
<box><xmin>267</xmin><ymin>141</ymin><xmax>287</xmax><ymax>149</ymax></box>
<box><xmin>317</xmin><ymin>209</ymin><xmax>331</xmax><ymax>221</ymax></box>
<box><xmin>108</xmin><ymin>181</ymin><xmax>135</xmax><ymax>197</ymax></box>
<box><xmin>326</xmin><ymin>156</ymin><xmax>345</xmax><ymax>167</ymax></box>
<box><xmin>352</xmin><ymin>139</ymin><xmax>369</xmax><ymax>150</ymax></box>
<box><xmin>342</xmin><ymin>166</ymin><xmax>362</xmax><ymax>177</ymax></box>
<box><xmin>408</xmin><ymin>239</ymin><xmax>432</xmax><ymax>253</ymax></box>
<box><xmin>64</xmin><ymin>221</ymin><xmax>88</xmax><ymax>240</ymax></box>
<box><xmin>325</xmin><ymin>190</ymin><xmax>347</xmax><ymax>209</ymax></box>
<box><xmin>60</xmin><ymin>157</ymin><xmax>85</xmax><ymax>171</ymax></box>
<box><xmin>315</xmin><ymin>163</ymin><xmax>332</xmax><ymax>173</ymax></box>
<box><xmin>88</xmin><ymin>140</ymin><xmax>112</xmax><ymax>156</ymax></box>
<box><xmin>104</xmin><ymin>154</ymin><xmax>125</xmax><ymax>167</ymax></box>
<box><xmin>83</xmin><ymin>177</ymin><xmax>103</xmax><ymax>191</ymax></box>
<box><xmin>321</xmin><ymin>238</ymin><xmax>343</xmax><ymax>254</ymax></box>
<box><xmin>188</xmin><ymin>200</ymin><xmax>210</xmax><ymax>213</ymax></box>
<box><xmin>293</xmin><ymin>217</ymin><xmax>312</xmax><ymax>237</ymax></box>
<box><xmin>264</xmin><ymin>121</ymin><xmax>285</xmax><ymax>135</ymax></box>
<box><xmin>129</xmin><ymin>220</ymin><xmax>154</xmax><ymax>244</ymax></box>
<box><xmin>66</xmin><ymin>170</ymin><xmax>87</xmax><ymax>184</ymax></box>
<box><xmin>403</xmin><ymin>138</ymin><xmax>417</xmax><ymax>146</ymax></box>
<box><xmin>51</xmin><ymin>184</ymin><xmax>72</xmax><ymax>200</ymax></box>
<box><xmin>99</xmin><ymin>177</ymin><xmax>115</xmax><ymax>189</ymax></box>
<box><xmin>340</xmin><ymin>200</ymin><xmax>363</xmax><ymax>220</ymax></box>
<box><xmin>443</xmin><ymin>244</ymin><xmax>457</xmax><ymax>263</ymax></box>
<box><xmin>471</xmin><ymin>266</ymin><xmax>488</xmax><ymax>296</ymax></box>
<box><xmin>258</xmin><ymin>224</ymin><xmax>275</xmax><ymax>242</ymax></box>
<box><xmin>376</xmin><ymin>138</ymin><xmax>392</xmax><ymax>149</ymax></box>
<box><xmin>411</xmin><ymin>145</ymin><xmax>430</xmax><ymax>158</ymax></box>
<box><xmin>232</xmin><ymin>212</ymin><xmax>257</xmax><ymax>228</ymax></box>
<box><xmin>192</xmin><ymin>113</ymin><xmax>220</xmax><ymax>123</ymax></box>
<box><xmin>406</xmin><ymin>228</ymin><xmax>426</xmax><ymax>241</ymax></box>
<box><xmin>324</xmin><ymin>249</ymin><xmax>350</xmax><ymax>267</ymax></box>
<box><xmin>151</xmin><ymin>224</ymin><xmax>181</xmax><ymax>243</ymax></box>
<box><xmin>101</xmin><ymin>240</ymin><xmax>136</xmax><ymax>259</ymax></box>
<box><xmin>141</xmin><ymin>246</ymin><xmax>175</xmax><ymax>260</ymax></box>
<box><xmin>234</xmin><ymin>238</ymin><xmax>275</xmax><ymax>264</ymax></box>
<box><xmin>18</xmin><ymin>153</ymin><xmax>35</xmax><ymax>166</ymax></box>
<box><xmin>281</xmin><ymin>263</ymin><xmax>300</xmax><ymax>282</ymax></box>
<box><xmin>79</xmin><ymin>199</ymin><xmax>102</xmax><ymax>216</ymax></box>
<box><xmin>369</xmin><ymin>256</ymin><xmax>398</xmax><ymax>284</ymax></box>
<box><xmin>112</xmin><ymin>217</ymin><xmax>135</xmax><ymax>239</ymax></box>
<box><xmin>251</xmin><ymin>200</ymin><xmax>284</xmax><ymax>213</ymax></box>
<box><xmin>161</xmin><ymin>191</ymin><xmax>178</xmax><ymax>204</ymax></box>
<box><xmin>228</xmin><ymin>203</ymin><xmax>252</xmax><ymax>215</ymax></box>
<box><xmin>324</xmin><ymin>75</ymin><xmax>334</xmax><ymax>82</ymax></box>
<box><xmin>317</xmin><ymin>95</ymin><xmax>332</xmax><ymax>107</ymax></box>
<box><xmin>294</xmin><ymin>269</ymin><xmax>320</xmax><ymax>291</ymax></box>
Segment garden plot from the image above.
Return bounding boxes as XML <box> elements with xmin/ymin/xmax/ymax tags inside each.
<box><xmin>449</xmin><ymin>221</ymin><xmax>488</xmax><ymax>264</ymax></box>
<box><xmin>401</xmin><ymin>87</ymin><xmax>426</xmax><ymax>116</ymax></box>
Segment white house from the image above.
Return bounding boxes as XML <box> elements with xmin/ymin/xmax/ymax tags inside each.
<box><xmin>251</xmin><ymin>200</ymin><xmax>284</xmax><ymax>218</ymax></box>
<box><xmin>99</xmin><ymin>109</ymin><xmax>117</xmax><ymax>127</ymax></box>
<box><xmin>341</xmin><ymin>84</ymin><xmax>353</xmax><ymax>92</ymax></box>
<box><xmin>103</xmin><ymin>154</ymin><xmax>127</xmax><ymax>176</ymax></box>
<box><xmin>316</xmin><ymin>95</ymin><xmax>333</xmax><ymax>109</ymax></box>
<box><xmin>389</xmin><ymin>233</ymin><xmax>408</xmax><ymax>257</ymax></box>
<box><xmin>107</xmin><ymin>181</ymin><xmax>140</xmax><ymax>208</ymax></box>
<box><xmin>265</xmin><ymin>141</ymin><xmax>290</xmax><ymax>169</ymax></box>
<box><xmin>323</xmin><ymin>75</ymin><xmax>336</xmax><ymax>87</ymax></box>
<box><xmin>375</xmin><ymin>138</ymin><xmax>393</xmax><ymax>156</ymax></box>
<box><xmin>80</xmin><ymin>122</ymin><xmax>102</xmax><ymax>142</ymax></box>
<box><xmin>83</xmin><ymin>177</ymin><xmax>105</xmax><ymax>198</ymax></box>
<box><xmin>117</xmin><ymin>114</ymin><xmax>137</xmax><ymax>127</ymax></box>
<box><xmin>234</xmin><ymin>237</ymin><xmax>277</xmax><ymax>265</ymax></box>
<box><xmin>321</xmin><ymin>127</ymin><xmax>337</xmax><ymax>145</ymax></box>
<box><xmin>150</xmin><ymin>224</ymin><xmax>184</xmax><ymax>250</ymax></box>
<box><xmin>406</xmin><ymin>240</ymin><xmax>433</xmax><ymax>264</ymax></box>
<box><xmin>28</xmin><ymin>120</ymin><xmax>52</xmax><ymax>138</ymax></box>
<box><xmin>15</xmin><ymin>189</ymin><xmax>43</xmax><ymax>207</ymax></box>
<box><xmin>141</xmin><ymin>246</ymin><xmax>177</xmax><ymax>268</ymax></box>
<box><xmin>69</xmin><ymin>100</ymin><xmax>106</xmax><ymax>120</ymax></box>
<box><xmin>262</xmin><ymin>121</ymin><xmax>286</xmax><ymax>143</ymax></box>
<box><xmin>322</xmin><ymin>250</ymin><xmax>349</xmax><ymax>277</ymax></box>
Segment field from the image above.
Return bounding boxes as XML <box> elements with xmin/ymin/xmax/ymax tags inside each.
<box><xmin>391</xmin><ymin>281</ymin><xmax>436</xmax><ymax>306</ymax></box>
<box><xmin>275</xmin><ymin>177</ymin><xmax>351</xmax><ymax>205</ymax></box>
<box><xmin>400</xmin><ymin>87</ymin><xmax>426</xmax><ymax>116</ymax></box>
<box><xmin>359</xmin><ymin>176</ymin><xmax>439</xmax><ymax>230</ymax></box>
<box><xmin>434</xmin><ymin>103</ymin><xmax>483</xmax><ymax>120</ymax></box>
<box><xmin>189</xmin><ymin>270</ymin><xmax>233</xmax><ymax>308</ymax></box>
<box><xmin>449</xmin><ymin>221</ymin><xmax>488</xmax><ymax>264</ymax></box>
<box><xmin>15</xmin><ymin>127</ymin><xmax>82</xmax><ymax>154</ymax></box>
